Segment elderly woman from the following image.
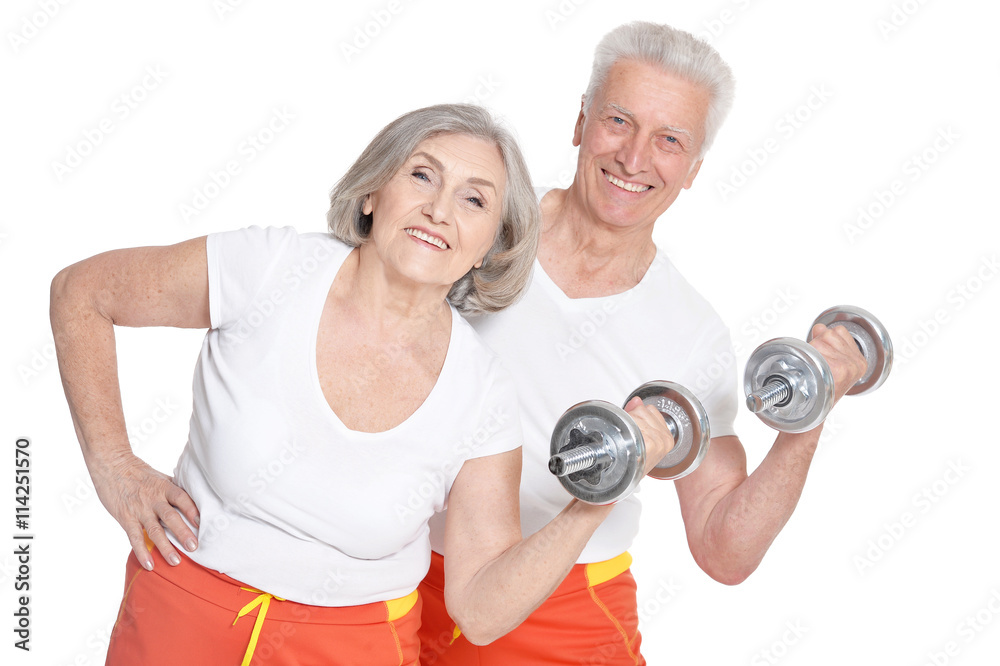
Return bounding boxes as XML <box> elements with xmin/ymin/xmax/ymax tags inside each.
<box><xmin>50</xmin><ymin>104</ymin><xmax>672</xmax><ymax>665</ymax></box>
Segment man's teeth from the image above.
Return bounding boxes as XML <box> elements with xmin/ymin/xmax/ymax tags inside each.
<box><xmin>604</xmin><ymin>172</ymin><xmax>651</xmax><ymax>193</ymax></box>
<box><xmin>406</xmin><ymin>228</ymin><xmax>448</xmax><ymax>249</ymax></box>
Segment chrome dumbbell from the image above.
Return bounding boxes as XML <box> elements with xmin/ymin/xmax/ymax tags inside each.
<box><xmin>547</xmin><ymin>381</ymin><xmax>711</xmax><ymax>505</ymax></box>
<box><xmin>743</xmin><ymin>305</ymin><xmax>893</xmax><ymax>433</ymax></box>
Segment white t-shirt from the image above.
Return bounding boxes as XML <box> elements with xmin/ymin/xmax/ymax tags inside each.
<box><xmin>429</xmin><ymin>194</ymin><xmax>738</xmax><ymax>563</ymax></box>
<box><xmin>169</xmin><ymin>225</ymin><xmax>521</xmax><ymax>606</ymax></box>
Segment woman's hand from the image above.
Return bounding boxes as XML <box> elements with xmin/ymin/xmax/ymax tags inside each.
<box><xmin>623</xmin><ymin>396</ymin><xmax>676</xmax><ymax>476</ymax></box>
<box><xmin>90</xmin><ymin>452</ymin><xmax>200</xmax><ymax>570</ymax></box>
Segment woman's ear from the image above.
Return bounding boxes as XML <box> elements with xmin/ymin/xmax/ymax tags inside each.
<box><xmin>362</xmin><ymin>194</ymin><xmax>373</xmax><ymax>216</ymax></box>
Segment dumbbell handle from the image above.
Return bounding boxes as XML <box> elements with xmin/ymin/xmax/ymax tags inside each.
<box><xmin>547</xmin><ymin>415</ymin><xmax>679</xmax><ymax>477</ymax></box>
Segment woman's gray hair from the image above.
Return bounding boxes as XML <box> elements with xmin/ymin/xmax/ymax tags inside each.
<box><xmin>327</xmin><ymin>103</ymin><xmax>539</xmax><ymax>316</ymax></box>
<box><xmin>583</xmin><ymin>22</ymin><xmax>736</xmax><ymax>159</ymax></box>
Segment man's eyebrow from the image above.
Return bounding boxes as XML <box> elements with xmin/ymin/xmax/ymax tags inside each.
<box><xmin>410</xmin><ymin>151</ymin><xmax>497</xmax><ymax>191</ymax></box>
<box><xmin>606</xmin><ymin>102</ymin><xmax>693</xmax><ymax>140</ymax></box>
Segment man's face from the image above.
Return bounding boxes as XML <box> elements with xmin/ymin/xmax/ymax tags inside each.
<box><xmin>573</xmin><ymin>59</ymin><xmax>710</xmax><ymax>230</ymax></box>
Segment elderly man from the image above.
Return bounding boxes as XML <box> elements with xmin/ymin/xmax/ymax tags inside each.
<box><xmin>418</xmin><ymin>21</ymin><xmax>867</xmax><ymax>664</ymax></box>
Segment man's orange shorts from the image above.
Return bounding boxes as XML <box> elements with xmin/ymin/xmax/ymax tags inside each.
<box><xmin>417</xmin><ymin>550</ymin><xmax>646</xmax><ymax>665</ymax></box>
<box><xmin>105</xmin><ymin>544</ymin><xmax>421</xmax><ymax>665</ymax></box>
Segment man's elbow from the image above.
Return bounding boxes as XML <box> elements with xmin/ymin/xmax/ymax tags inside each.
<box><xmin>693</xmin><ymin>549</ymin><xmax>758</xmax><ymax>586</ymax></box>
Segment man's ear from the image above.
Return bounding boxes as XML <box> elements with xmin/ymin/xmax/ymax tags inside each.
<box><xmin>683</xmin><ymin>160</ymin><xmax>704</xmax><ymax>189</ymax></box>
<box><xmin>572</xmin><ymin>95</ymin><xmax>586</xmax><ymax>147</ymax></box>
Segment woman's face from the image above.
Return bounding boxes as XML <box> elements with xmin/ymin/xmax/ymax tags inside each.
<box><xmin>364</xmin><ymin>133</ymin><xmax>506</xmax><ymax>290</ymax></box>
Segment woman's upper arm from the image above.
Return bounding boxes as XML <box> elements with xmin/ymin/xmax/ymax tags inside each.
<box><xmin>442</xmin><ymin>448</ymin><xmax>523</xmax><ymax>587</ymax></box>
<box><xmin>52</xmin><ymin>236</ymin><xmax>210</xmax><ymax>329</ymax></box>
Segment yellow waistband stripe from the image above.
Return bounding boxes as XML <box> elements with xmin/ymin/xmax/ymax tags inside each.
<box><xmin>585</xmin><ymin>552</ymin><xmax>632</xmax><ymax>588</ymax></box>
<box><xmin>385</xmin><ymin>590</ymin><xmax>419</xmax><ymax>622</ymax></box>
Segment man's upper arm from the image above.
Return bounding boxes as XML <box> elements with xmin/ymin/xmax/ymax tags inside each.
<box><xmin>57</xmin><ymin>236</ymin><xmax>210</xmax><ymax>330</ymax></box>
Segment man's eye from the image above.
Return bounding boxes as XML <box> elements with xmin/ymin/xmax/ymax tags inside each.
<box><xmin>612</xmin><ymin>117</ymin><xmax>625</xmax><ymax>124</ymax></box>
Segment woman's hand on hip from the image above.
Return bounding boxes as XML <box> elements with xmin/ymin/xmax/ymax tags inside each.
<box><xmin>92</xmin><ymin>453</ymin><xmax>200</xmax><ymax>571</ymax></box>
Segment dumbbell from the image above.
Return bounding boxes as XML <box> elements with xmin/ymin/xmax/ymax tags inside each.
<box><xmin>743</xmin><ymin>305</ymin><xmax>893</xmax><ymax>433</ymax></box>
<box><xmin>547</xmin><ymin>381</ymin><xmax>710</xmax><ymax>505</ymax></box>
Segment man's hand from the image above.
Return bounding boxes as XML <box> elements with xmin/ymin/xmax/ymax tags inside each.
<box><xmin>807</xmin><ymin>323</ymin><xmax>869</xmax><ymax>404</ymax></box>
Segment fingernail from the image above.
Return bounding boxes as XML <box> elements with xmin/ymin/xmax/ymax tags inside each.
<box><xmin>142</xmin><ymin>558</ymin><xmax>154</xmax><ymax>571</ymax></box>
<box><xmin>185</xmin><ymin>538</ymin><xmax>198</xmax><ymax>552</ymax></box>
<box><xmin>193</xmin><ymin>515</ymin><xmax>200</xmax><ymax>528</ymax></box>
<box><xmin>168</xmin><ymin>553</ymin><xmax>181</xmax><ymax>566</ymax></box>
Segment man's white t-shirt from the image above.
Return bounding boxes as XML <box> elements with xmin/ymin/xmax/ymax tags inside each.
<box><xmin>429</xmin><ymin>196</ymin><xmax>739</xmax><ymax>563</ymax></box>
<box><xmin>168</xmin><ymin>226</ymin><xmax>521</xmax><ymax>605</ymax></box>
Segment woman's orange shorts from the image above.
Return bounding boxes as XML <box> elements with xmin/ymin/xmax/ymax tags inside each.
<box><xmin>105</xmin><ymin>543</ymin><xmax>420</xmax><ymax>665</ymax></box>
<box><xmin>417</xmin><ymin>550</ymin><xmax>645</xmax><ymax>665</ymax></box>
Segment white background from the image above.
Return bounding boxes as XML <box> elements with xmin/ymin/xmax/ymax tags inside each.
<box><xmin>2</xmin><ymin>0</ymin><xmax>999</xmax><ymax>664</ymax></box>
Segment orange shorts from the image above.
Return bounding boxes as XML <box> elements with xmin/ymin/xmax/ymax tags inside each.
<box><xmin>417</xmin><ymin>551</ymin><xmax>645</xmax><ymax>665</ymax></box>
<box><xmin>106</xmin><ymin>544</ymin><xmax>421</xmax><ymax>666</ymax></box>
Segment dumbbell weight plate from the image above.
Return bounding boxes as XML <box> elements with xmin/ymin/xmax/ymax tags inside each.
<box><xmin>625</xmin><ymin>381</ymin><xmax>711</xmax><ymax>480</ymax></box>
<box><xmin>808</xmin><ymin>305</ymin><xmax>893</xmax><ymax>396</ymax></box>
<box><xmin>744</xmin><ymin>337</ymin><xmax>835</xmax><ymax>433</ymax></box>
<box><xmin>549</xmin><ymin>401</ymin><xmax>646</xmax><ymax>505</ymax></box>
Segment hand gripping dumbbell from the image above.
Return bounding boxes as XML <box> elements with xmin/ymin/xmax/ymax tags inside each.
<box><xmin>743</xmin><ymin>305</ymin><xmax>893</xmax><ymax>433</ymax></box>
<box><xmin>547</xmin><ymin>381</ymin><xmax>710</xmax><ymax>505</ymax></box>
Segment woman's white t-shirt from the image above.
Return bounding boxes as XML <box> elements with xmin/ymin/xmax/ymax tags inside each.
<box><xmin>168</xmin><ymin>226</ymin><xmax>521</xmax><ymax>605</ymax></box>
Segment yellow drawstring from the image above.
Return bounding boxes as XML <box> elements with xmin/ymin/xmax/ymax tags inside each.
<box><xmin>233</xmin><ymin>587</ymin><xmax>285</xmax><ymax>666</ymax></box>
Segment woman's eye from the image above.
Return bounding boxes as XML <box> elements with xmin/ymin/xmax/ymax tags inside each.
<box><xmin>467</xmin><ymin>197</ymin><xmax>485</xmax><ymax>208</ymax></box>
<box><xmin>411</xmin><ymin>170</ymin><xmax>430</xmax><ymax>181</ymax></box>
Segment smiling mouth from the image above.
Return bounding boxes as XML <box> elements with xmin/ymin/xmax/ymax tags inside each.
<box><xmin>405</xmin><ymin>228</ymin><xmax>449</xmax><ymax>250</ymax></box>
<box><xmin>603</xmin><ymin>170</ymin><xmax>652</xmax><ymax>193</ymax></box>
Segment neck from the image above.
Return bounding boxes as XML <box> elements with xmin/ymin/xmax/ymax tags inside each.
<box><xmin>538</xmin><ymin>185</ymin><xmax>658</xmax><ymax>298</ymax></box>
<box><xmin>341</xmin><ymin>245</ymin><xmax>452</xmax><ymax>333</ymax></box>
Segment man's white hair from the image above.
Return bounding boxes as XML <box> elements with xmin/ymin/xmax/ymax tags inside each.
<box><xmin>584</xmin><ymin>22</ymin><xmax>736</xmax><ymax>159</ymax></box>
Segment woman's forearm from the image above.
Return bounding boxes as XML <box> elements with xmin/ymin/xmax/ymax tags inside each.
<box><xmin>50</xmin><ymin>266</ymin><xmax>134</xmax><ymax>472</ymax></box>
<box><xmin>448</xmin><ymin>499</ymin><xmax>613</xmax><ymax>645</ymax></box>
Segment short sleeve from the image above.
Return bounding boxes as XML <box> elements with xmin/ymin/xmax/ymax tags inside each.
<box><xmin>206</xmin><ymin>225</ymin><xmax>299</xmax><ymax>330</ymax></box>
<box><xmin>694</xmin><ymin>325</ymin><xmax>740</xmax><ymax>439</ymax></box>
<box><xmin>464</xmin><ymin>360</ymin><xmax>523</xmax><ymax>460</ymax></box>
